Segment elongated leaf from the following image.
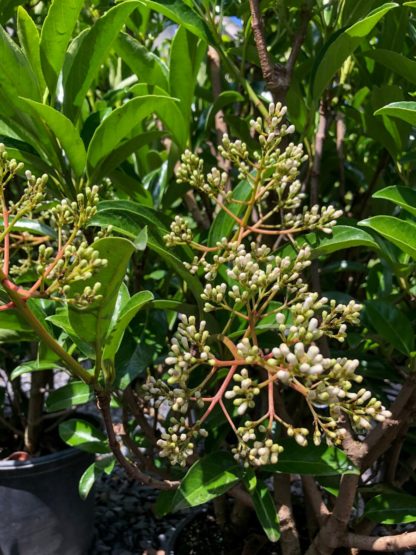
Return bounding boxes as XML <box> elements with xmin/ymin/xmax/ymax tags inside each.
<box><xmin>63</xmin><ymin>1</ymin><xmax>139</xmax><ymax>119</ymax></box>
<box><xmin>79</xmin><ymin>456</ymin><xmax>115</xmax><ymax>500</ymax></box>
<box><xmin>46</xmin><ymin>381</ymin><xmax>93</xmax><ymax>412</ymax></box>
<box><xmin>364</xmin><ymin>493</ymin><xmax>416</xmax><ymax>524</ymax></box>
<box><xmin>312</xmin><ymin>225</ymin><xmax>380</xmax><ymax>257</ymax></box>
<box><xmin>59</xmin><ymin>418</ymin><xmax>109</xmax><ymax>454</ymax></box>
<box><xmin>115</xmin><ymin>32</ymin><xmax>168</xmax><ymax>90</ymax></box>
<box><xmin>0</xmin><ymin>309</ymin><xmax>35</xmax><ymax>342</ymax></box>
<box><xmin>47</xmin><ymin>308</ymin><xmax>95</xmax><ymax>358</ymax></box>
<box><xmin>208</xmin><ymin>180</ymin><xmax>252</xmax><ymax>246</ymax></box>
<box><xmin>169</xmin><ymin>26</ymin><xmax>205</xmax><ymax>128</ymax></box>
<box><xmin>250</xmin><ymin>481</ymin><xmax>280</xmax><ymax>543</ymax></box>
<box><xmin>0</xmin><ymin>0</ymin><xmax>25</xmax><ymax>24</ymax></box>
<box><xmin>366</xmin><ymin>49</ymin><xmax>416</xmax><ymax>87</ymax></box>
<box><xmin>68</xmin><ymin>237</ymin><xmax>136</xmax><ymax>345</ymax></box>
<box><xmin>17</xmin><ymin>7</ymin><xmax>46</xmax><ymax>94</ymax></box>
<box><xmin>264</xmin><ymin>442</ymin><xmax>358</xmax><ymax>475</ymax></box>
<box><xmin>86</xmin><ymin>95</ymin><xmax>181</xmax><ymax>178</ymax></box>
<box><xmin>374</xmin><ymin>101</ymin><xmax>416</xmax><ymax>126</ymax></box>
<box><xmin>171</xmin><ymin>451</ymin><xmax>243</xmax><ymax>511</ymax></box>
<box><xmin>139</xmin><ymin>0</ymin><xmax>209</xmax><ymax>40</ymax></box>
<box><xmin>0</xmin><ymin>217</ymin><xmax>56</xmax><ymax>238</ymax></box>
<box><xmin>40</xmin><ymin>0</ymin><xmax>84</xmax><ymax>95</ymax></box>
<box><xmin>0</xmin><ymin>23</ymin><xmax>40</xmax><ymax>101</ymax></box>
<box><xmin>11</xmin><ymin>360</ymin><xmax>66</xmax><ymax>380</ymax></box>
<box><xmin>313</xmin><ymin>3</ymin><xmax>398</xmax><ymax>99</ymax></box>
<box><xmin>359</xmin><ymin>216</ymin><xmax>416</xmax><ymax>258</ymax></box>
<box><xmin>103</xmin><ymin>290</ymin><xmax>153</xmax><ymax>361</ymax></box>
<box><xmin>205</xmin><ymin>90</ymin><xmax>245</xmax><ymax>131</ymax></box>
<box><xmin>365</xmin><ymin>300</ymin><xmax>414</xmax><ymax>355</ymax></box>
<box><xmin>373</xmin><ymin>186</ymin><xmax>416</xmax><ymax>217</ymax></box>
<box><xmin>18</xmin><ymin>98</ymin><xmax>87</xmax><ymax>178</ymax></box>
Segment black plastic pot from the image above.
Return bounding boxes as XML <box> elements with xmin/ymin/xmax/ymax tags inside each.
<box><xmin>0</xmin><ymin>447</ymin><xmax>94</xmax><ymax>555</ymax></box>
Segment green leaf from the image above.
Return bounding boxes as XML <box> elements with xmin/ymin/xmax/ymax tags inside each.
<box><xmin>374</xmin><ymin>101</ymin><xmax>416</xmax><ymax>126</ymax></box>
<box><xmin>115</xmin><ymin>32</ymin><xmax>168</xmax><ymax>90</ymax></box>
<box><xmin>17</xmin><ymin>7</ymin><xmax>46</xmax><ymax>94</ymax></box>
<box><xmin>169</xmin><ymin>26</ymin><xmax>206</xmax><ymax>128</ymax></box>
<box><xmin>365</xmin><ymin>300</ymin><xmax>414</xmax><ymax>355</ymax></box>
<box><xmin>208</xmin><ymin>180</ymin><xmax>252</xmax><ymax>246</ymax></box>
<box><xmin>0</xmin><ymin>0</ymin><xmax>26</xmax><ymax>24</ymax></box>
<box><xmin>78</xmin><ymin>456</ymin><xmax>115</xmax><ymax>500</ymax></box>
<box><xmin>139</xmin><ymin>0</ymin><xmax>209</xmax><ymax>40</ymax></box>
<box><xmin>46</xmin><ymin>381</ymin><xmax>93</xmax><ymax>412</ymax></box>
<box><xmin>311</xmin><ymin>225</ymin><xmax>380</xmax><ymax>257</ymax></box>
<box><xmin>0</xmin><ymin>217</ymin><xmax>56</xmax><ymax>238</ymax></box>
<box><xmin>18</xmin><ymin>98</ymin><xmax>87</xmax><ymax>178</ymax></box>
<box><xmin>264</xmin><ymin>442</ymin><xmax>359</xmax><ymax>476</ymax></box>
<box><xmin>0</xmin><ymin>309</ymin><xmax>35</xmax><ymax>342</ymax></box>
<box><xmin>312</xmin><ymin>3</ymin><xmax>398</xmax><ymax>99</ymax></box>
<box><xmin>103</xmin><ymin>290</ymin><xmax>154</xmax><ymax>362</ymax></box>
<box><xmin>11</xmin><ymin>360</ymin><xmax>66</xmax><ymax>380</ymax></box>
<box><xmin>171</xmin><ymin>451</ymin><xmax>243</xmax><ymax>511</ymax></box>
<box><xmin>366</xmin><ymin>49</ymin><xmax>416</xmax><ymax>87</ymax></box>
<box><xmin>59</xmin><ymin>418</ymin><xmax>109</xmax><ymax>454</ymax></box>
<box><xmin>405</xmin><ymin>1</ymin><xmax>416</xmax><ymax>7</ymax></box>
<box><xmin>46</xmin><ymin>308</ymin><xmax>95</xmax><ymax>358</ymax></box>
<box><xmin>39</xmin><ymin>0</ymin><xmax>84</xmax><ymax>95</ymax></box>
<box><xmin>205</xmin><ymin>90</ymin><xmax>245</xmax><ymax>131</ymax></box>
<box><xmin>63</xmin><ymin>1</ymin><xmax>139</xmax><ymax>120</ymax></box>
<box><xmin>86</xmin><ymin>95</ymin><xmax>181</xmax><ymax>179</ymax></box>
<box><xmin>68</xmin><ymin>237</ymin><xmax>136</xmax><ymax>345</ymax></box>
<box><xmin>373</xmin><ymin>186</ymin><xmax>416</xmax><ymax>217</ymax></box>
<box><xmin>364</xmin><ymin>493</ymin><xmax>416</xmax><ymax>524</ymax></box>
<box><xmin>359</xmin><ymin>216</ymin><xmax>416</xmax><ymax>258</ymax></box>
<box><xmin>250</xmin><ymin>480</ymin><xmax>280</xmax><ymax>543</ymax></box>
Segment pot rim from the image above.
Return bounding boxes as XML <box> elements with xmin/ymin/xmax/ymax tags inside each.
<box><xmin>0</xmin><ymin>446</ymin><xmax>88</xmax><ymax>471</ymax></box>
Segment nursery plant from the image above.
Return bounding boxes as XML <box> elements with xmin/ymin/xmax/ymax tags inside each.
<box><xmin>1</xmin><ymin>1</ymin><xmax>416</xmax><ymax>554</ymax></box>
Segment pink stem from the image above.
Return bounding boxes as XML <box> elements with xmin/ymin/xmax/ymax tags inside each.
<box><xmin>200</xmin><ymin>364</ymin><xmax>238</xmax><ymax>423</ymax></box>
<box><xmin>2</xmin><ymin>208</ymin><xmax>9</xmax><ymax>275</ymax></box>
<box><xmin>219</xmin><ymin>398</ymin><xmax>239</xmax><ymax>435</ymax></box>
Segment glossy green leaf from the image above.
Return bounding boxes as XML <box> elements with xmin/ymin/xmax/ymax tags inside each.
<box><xmin>46</xmin><ymin>381</ymin><xmax>93</xmax><ymax>412</ymax></box>
<box><xmin>88</xmin><ymin>204</ymin><xmax>203</xmax><ymax>303</ymax></box>
<box><xmin>79</xmin><ymin>456</ymin><xmax>115</xmax><ymax>500</ymax></box>
<box><xmin>59</xmin><ymin>418</ymin><xmax>109</xmax><ymax>454</ymax></box>
<box><xmin>404</xmin><ymin>1</ymin><xmax>416</xmax><ymax>7</ymax></box>
<box><xmin>373</xmin><ymin>186</ymin><xmax>416</xmax><ymax>217</ymax></box>
<box><xmin>171</xmin><ymin>452</ymin><xmax>243</xmax><ymax>511</ymax></box>
<box><xmin>313</xmin><ymin>3</ymin><xmax>398</xmax><ymax>99</ymax></box>
<box><xmin>364</xmin><ymin>493</ymin><xmax>416</xmax><ymax>524</ymax></box>
<box><xmin>0</xmin><ymin>309</ymin><xmax>35</xmax><ymax>342</ymax></box>
<box><xmin>341</xmin><ymin>0</ymin><xmax>380</xmax><ymax>24</ymax></box>
<box><xmin>359</xmin><ymin>216</ymin><xmax>416</xmax><ymax>258</ymax></box>
<box><xmin>139</xmin><ymin>0</ymin><xmax>209</xmax><ymax>40</ymax></box>
<box><xmin>0</xmin><ymin>217</ymin><xmax>56</xmax><ymax>238</ymax></box>
<box><xmin>0</xmin><ymin>23</ymin><xmax>40</xmax><ymax>101</ymax></box>
<box><xmin>366</xmin><ymin>49</ymin><xmax>416</xmax><ymax>87</ymax></box>
<box><xmin>115</xmin><ymin>32</ymin><xmax>168</xmax><ymax>90</ymax></box>
<box><xmin>11</xmin><ymin>360</ymin><xmax>66</xmax><ymax>380</ymax></box>
<box><xmin>169</xmin><ymin>26</ymin><xmax>205</xmax><ymax>128</ymax></box>
<box><xmin>205</xmin><ymin>90</ymin><xmax>245</xmax><ymax>131</ymax></box>
<box><xmin>39</xmin><ymin>0</ymin><xmax>84</xmax><ymax>95</ymax></box>
<box><xmin>68</xmin><ymin>237</ymin><xmax>136</xmax><ymax>345</ymax></box>
<box><xmin>18</xmin><ymin>98</ymin><xmax>87</xmax><ymax>178</ymax></box>
<box><xmin>17</xmin><ymin>7</ymin><xmax>46</xmax><ymax>93</ymax></box>
<box><xmin>208</xmin><ymin>180</ymin><xmax>252</xmax><ymax>246</ymax></box>
<box><xmin>312</xmin><ymin>225</ymin><xmax>380</xmax><ymax>257</ymax></box>
<box><xmin>46</xmin><ymin>308</ymin><xmax>95</xmax><ymax>358</ymax></box>
<box><xmin>86</xmin><ymin>95</ymin><xmax>180</xmax><ymax>178</ymax></box>
<box><xmin>365</xmin><ymin>300</ymin><xmax>414</xmax><ymax>355</ymax></box>
<box><xmin>250</xmin><ymin>480</ymin><xmax>280</xmax><ymax>543</ymax></box>
<box><xmin>0</xmin><ymin>0</ymin><xmax>25</xmax><ymax>24</ymax></box>
<box><xmin>264</xmin><ymin>442</ymin><xmax>359</xmax><ymax>475</ymax></box>
<box><xmin>103</xmin><ymin>290</ymin><xmax>153</xmax><ymax>362</ymax></box>
<box><xmin>374</xmin><ymin>101</ymin><xmax>416</xmax><ymax>126</ymax></box>
<box><xmin>63</xmin><ymin>1</ymin><xmax>139</xmax><ymax>119</ymax></box>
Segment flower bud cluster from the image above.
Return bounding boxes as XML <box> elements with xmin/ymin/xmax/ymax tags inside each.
<box><xmin>156</xmin><ymin>417</ymin><xmax>208</xmax><ymax>467</ymax></box>
<box><xmin>164</xmin><ymin>216</ymin><xmax>193</xmax><ymax>247</ymax></box>
<box><xmin>165</xmin><ymin>315</ymin><xmax>215</xmax><ymax>387</ymax></box>
<box><xmin>224</xmin><ymin>368</ymin><xmax>260</xmax><ymax>415</ymax></box>
<box><xmin>232</xmin><ymin>428</ymin><xmax>283</xmax><ymax>467</ymax></box>
<box><xmin>0</xmin><ymin>144</ymin><xmax>25</xmax><ymax>183</ymax></box>
<box><xmin>51</xmin><ymin>186</ymin><xmax>99</xmax><ymax>229</ymax></box>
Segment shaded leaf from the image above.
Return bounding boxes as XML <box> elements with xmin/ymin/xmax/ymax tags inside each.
<box><xmin>364</xmin><ymin>493</ymin><xmax>416</xmax><ymax>524</ymax></box>
<box><xmin>365</xmin><ymin>300</ymin><xmax>414</xmax><ymax>355</ymax></box>
<box><xmin>139</xmin><ymin>0</ymin><xmax>209</xmax><ymax>40</ymax></box>
<box><xmin>373</xmin><ymin>186</ymin><xmax>416</xmax><ymax>217</ymax></box>
<box><xmin>366</xmin><ymin>49</ymin><xmax>416</xmax><ymax>87</ymax></box>
<box><xmin>59</xmin><ymin>418</ymin><xmax>109</xmax><ymax>454</ymax></box>
<box><xmin>79</xmin><ymin>456</ymin><xmax>115</xmax><ymax>500</ymax></box>
<box><xmin>374</xmin><ymin>101</ymin><xmax>416</xmax><ymax>126</ymax></box>
<box><xmin>11</xmin><ymin>360</ymin><xmax>66</xmax><ymax>380</ymax></box>
<box><xmin>313</xmin><ymin>3</ymin><xmax>398</xmax><ymax>100</ymax></box>
<box><xmin>359</xmin><ymin>216</ymin><xmax>416</xmax><ymax>258</ymax></box>
<box><xmin>46</xmin><ymin>381</ymin><xmax>93</xmax><ymax>412</ymax></box>
<box><xmin>17</xmin><ymin>7</ymin><xmax>46</xmax><ymax>93</ymax></box>
<box><xmin>250</xmin><ymin>480</ymin><xmax>280</xmax><ymax>543</ymax></box>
